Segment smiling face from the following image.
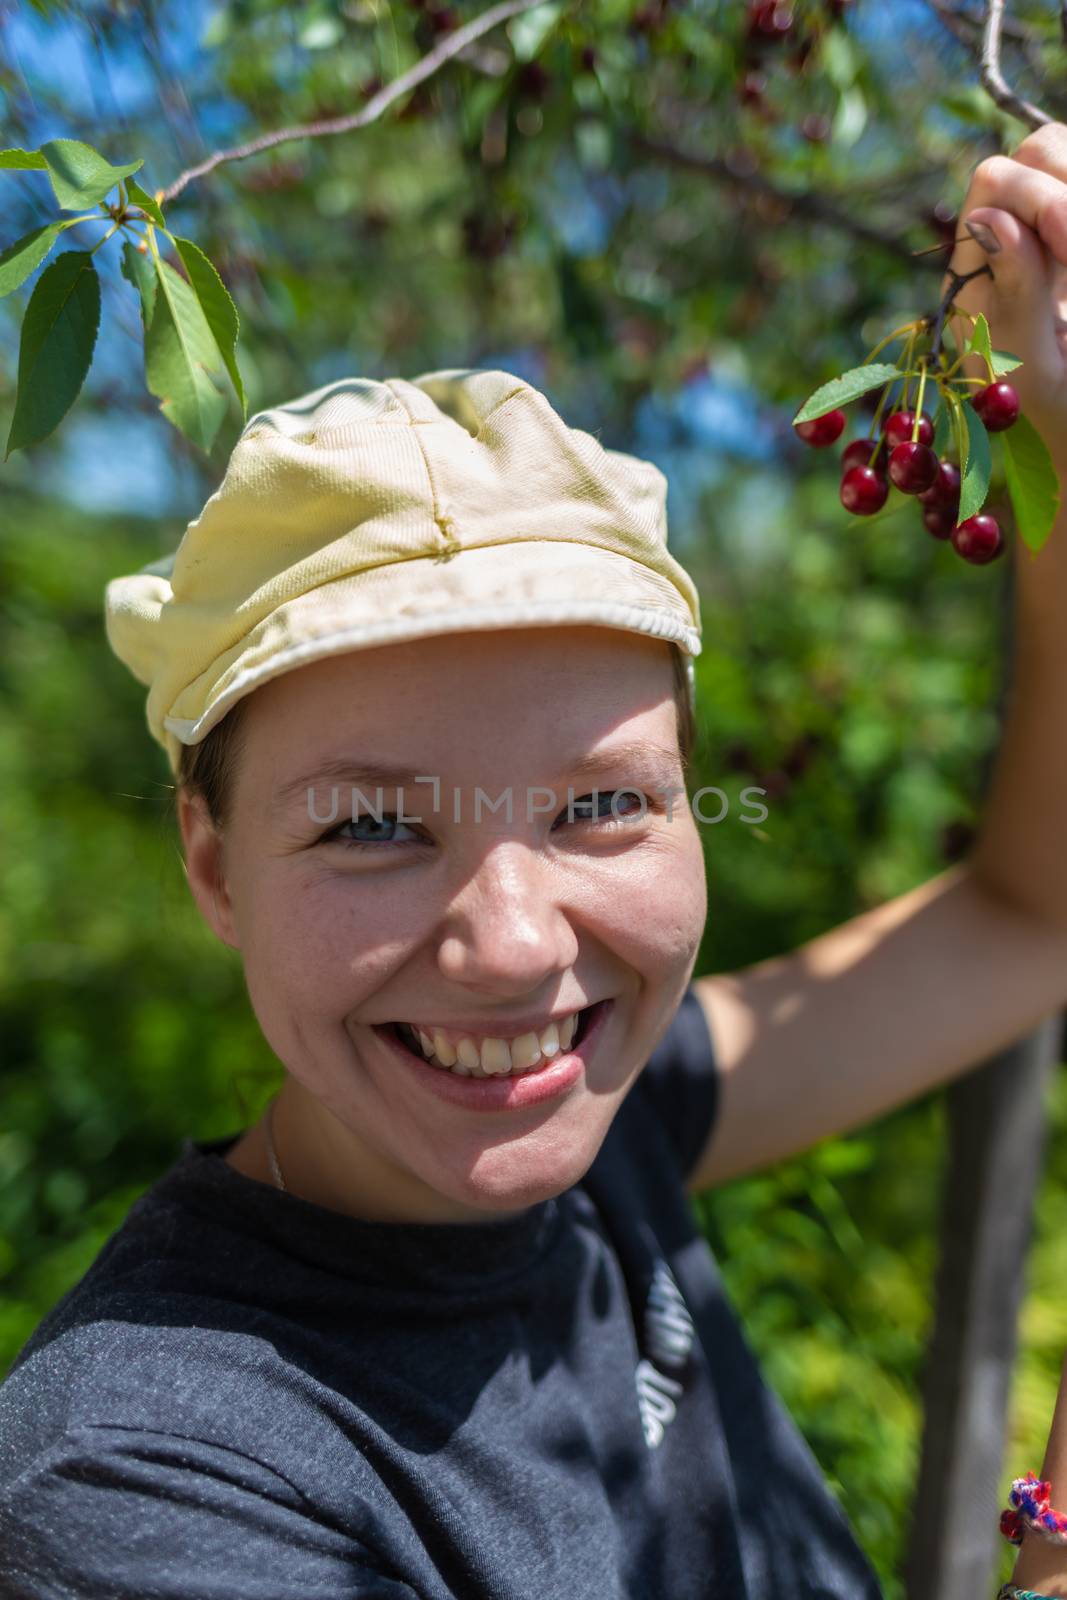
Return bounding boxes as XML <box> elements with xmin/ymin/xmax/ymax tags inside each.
<box><xmin>179</xmin><ymin>625</ymin><xmax>707</xmax><ymax>1225</ymax></box>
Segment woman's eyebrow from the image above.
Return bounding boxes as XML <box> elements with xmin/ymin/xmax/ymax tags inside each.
<box><xmin>270</xmin><ymin>761</ymin><xmax>425</xmax><ymax>817</ymax></box>
<box><xmin>271</xmin><ymin>740</ymin><xmax>683</xmax><ymax>816</ymax></box>
<box><xmin>563</xmin><ymin>739</ymin><xmax>683</xmax><ymax>781</ymax></box>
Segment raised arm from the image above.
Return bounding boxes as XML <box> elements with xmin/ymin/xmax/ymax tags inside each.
<box><xmin>687</xmin><ymin>124</ymin><xmax>1067</xmax><ymax>1196</ymax></box>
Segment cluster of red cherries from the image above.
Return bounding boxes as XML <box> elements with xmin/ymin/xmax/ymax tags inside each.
<box><xmin>793</xmin><ymin>382</ymin><xmax>1021</xmax><ymax>564</ymax></box>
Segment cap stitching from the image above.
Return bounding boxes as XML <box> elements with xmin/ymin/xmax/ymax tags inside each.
<box><xmin>382</xmin><ymin>378</ymin><xmax>461</xmax><ymax>561</ymax></box>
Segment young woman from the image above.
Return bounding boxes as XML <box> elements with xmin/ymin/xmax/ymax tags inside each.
<box><xmin>2</xmin><ymin>126</ymin><xmax>1067</xmax><ymax>1600</ymax></box>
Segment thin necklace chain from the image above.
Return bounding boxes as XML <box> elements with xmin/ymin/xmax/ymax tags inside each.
<box><xmin>264</xmin><ymin>1096</ymin><xmax>287</xmax><ymax>1192</ymax></box>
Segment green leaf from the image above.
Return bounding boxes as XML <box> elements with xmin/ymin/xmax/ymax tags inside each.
<box><xmin>5</xmin><ymin>251</ymin><xmax>100</xmax><ymax>456</ymax></box>
<box><xmin>831</xmin><ymin>86</ymin><xmax>868</xmax><ymax>149</ymax></box>
<box><xmin>0</xmin><ymin>148</ymin><xmax>48</xmax><ymax>172</ymax></box>
<box><xmin>792</xmin><ymin>363</ymin><xmax>899</xmax><ymax>425</ymax></box>
<box><xmin>967</xmin><ymin>312</ymin><xmax>993</xmax><ymax>375</ymax></box>
<box><xmin>507</xmin><ymin>1</ymin><xmax>563</xmax><ymax>60</ymax></box>
<box><xmin>0</xmin><ymin>223</ymin><xmax>62</xmax><ymax>297</ymax></box>
<box><xmin>38</xmin><ymin>139</ymin><xmax>142</xmax><ymax>210</ymax></box>
<box><xmin>120</xmin><ymin>240</ymin><xmax>157</xmax><ymax>328</ymax></box>
<box><xmin>144</xmin><ymin>255</ymin><xmax>227</xmax><ymax>451</ymax></box>
<box><xmin>990</xmin><ymin>348</ymin><xmax>1023</xmax><ymax>377</ymax></box>
<box><xmin>1002</xmin><ymin>413</ymin><xmax>1062</xmax><ymax>553</ymax></box>
<box><xmin>125</xmin><ymin>177</ymin><xmax>165</xmax><ymax>227</ymax></box>
<box><xmin>169</xmin><ymin>235</ymin><xmax>246</xmax><ymax>416</ymax></box>
<box><xmin>957</xmin><ymin>400</ymin><xmax>991</xmax><ymax>523</ymax></box>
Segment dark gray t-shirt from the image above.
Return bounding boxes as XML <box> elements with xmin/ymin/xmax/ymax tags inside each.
<box><xmin>0</xmin><ymin>990</ymin><xmax>885</xmax><ymax>1599</ymax></box>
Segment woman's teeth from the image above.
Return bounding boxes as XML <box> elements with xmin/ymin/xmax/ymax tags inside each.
<box><xmin>398</xmin><ymin>1012</ymin><xmax>581</xmax><ymax>1077</ymax></box>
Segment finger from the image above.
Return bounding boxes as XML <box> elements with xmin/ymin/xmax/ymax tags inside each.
<box><xmin>950</xmin><ymin>156</ymin><xmax>1067</xmax><ymax>279</ymax></box>
<box><xmin>955</xmin><ymin>205</ymin><xmax>1055</xmax><ymax>370</ymax></box>
<box><xmin>1010</xmin><ymin>122</ymin><xmax>1067</xmax><ymax>184</ymax></box>
<box><xmin>955</xmin><ymin>204</ymin><xmax>1049</xmax><ymax>302</ymax></box>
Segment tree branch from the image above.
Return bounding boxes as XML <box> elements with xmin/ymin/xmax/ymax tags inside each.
<box><xmin>927</xmin><ymin>0</ymin><xmax>1045</xmax><ymax>47</ymax></box>
<box><xmin>159</xmin><ymin>0</ymin><xmax>544</xmax><ymax>204</ymax></box>
<box><xmin>980</xmin><ymin>0</ymin><xmax>1054</xmax><ymax>130</ymax></box>
<box><xmin>627</xmin><ymin>131</ymin><xmax>933</xmax><ymax>267</ymax></box>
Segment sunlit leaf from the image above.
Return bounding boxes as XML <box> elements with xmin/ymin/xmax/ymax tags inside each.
<box><xmin>0</xmin><ymin>224</ymin><xmax>62</xmax><ymax>298</ymax></box>
<box><xmin>5</xmin><ymin>251</ymin><xmax>100</xmax><ymax>456</ymax></box>
<box><xmin>170</xmin><ymin>234</ymin><xmax>246</xmax><ymax>416</ymax></box>
<box><xmin>0</xmin><ymin>148</ymin><xmax>48</xmax><ymax>172</ymax></box>
<box><xmin>1003</xmin><ymin>413</ymin><xmax>1061</xmax><ymax>553</ymax></box>
<box><xmin>144</xmin><ymin>255</ymin><xmax>227</xmax><ymax>451</ymax></box>
<box><xmin>125</xmin><ymin>177</ymin><xmax>165</xmax><ymax>227</ymax></box>
<box><xmin>507</xmin><ymin>1</ymin><xmax>563</xmax><ymax>61</ymax></box>
<box><xmin>38</xmin><ymin>139</ymin><xmax>142</xmax><ymax>210</ymax></box>
<box><xmin>120</xmin><ymin>240</ymin><xmax>156</xmax><ymax>328</ymax></box>
<box><xmin>793</xmin><ymin>364</ymin><xmax>899</xmax><ymax>425</ymax></box>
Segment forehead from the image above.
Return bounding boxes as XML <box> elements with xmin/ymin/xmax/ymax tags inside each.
<box><xmin>235</xmin><ymin>628</ymin><xmax>681</xmax><ymax>802</ymax></box>
<box><xmin>253</xmin><ymin>626</ymin><xmax>675</xmax><ymax>720</ymax></box>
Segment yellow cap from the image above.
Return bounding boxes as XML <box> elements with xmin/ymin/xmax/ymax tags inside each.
<box><xmin>104</xmin><ymin>368</ymin><xmax>702</xmax><ymax>775</ymax></box>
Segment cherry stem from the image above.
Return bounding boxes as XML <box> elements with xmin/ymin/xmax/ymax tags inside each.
<box><xmin>913</xmin><ymin>362</ymin><xmax>929</xmax><ymax>441</ymax></box>
<box><xmin>923</xmin><ymin>264</ymin><xmax>993</xmax><ymax>367</ymax></box>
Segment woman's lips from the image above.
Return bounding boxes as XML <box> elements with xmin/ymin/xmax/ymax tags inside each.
<box><xmin>373</xmin><ymin>999</ymin><xmax>613</xmax><ymax>1112</ymax></box>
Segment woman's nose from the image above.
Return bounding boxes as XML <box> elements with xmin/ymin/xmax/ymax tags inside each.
<box><xmin>435</xmin><ymin>843</ymin><xmax>579</xmax><ymax>996</ymax></box>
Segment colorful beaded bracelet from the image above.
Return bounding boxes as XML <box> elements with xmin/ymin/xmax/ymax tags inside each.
<box><xmin>1001</xmin><ymin>1475</ymin><xmax>1067</xmax><ymax>1548</ymax></box>
<box><xmin>997</xmin><ymin>1585</ymin><xmax>1065</xmax><ymax>1600</ymax></box>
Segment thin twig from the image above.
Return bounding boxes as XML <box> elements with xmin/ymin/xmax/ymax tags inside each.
<box><xmin>1062</xmin><ymin>0</ymin><xmax>1067</xmax><ymax>52</ymax></box>
<box><xmin>159</xmin><ymin>0</ymin><xmax>545</xmax><ymax>203</ymax></box>
<box><xmin>924</xmin><ymin>262</ymin><xmax>993</xmax><ymax>365</ymax></box>
<box><xmin>628</xmin><ymin>131</ymin><xmax>931</xmax><ymax>266</ymax></box>
<box><xmin>927</xmin><ymin>0</ymin><xmax>1044</xmax><ymax>46</ymax></box>
<box><xmin>980</xmin><ymin>0</ymin><xmax>1053</xmax><ymax>130</ymax></box>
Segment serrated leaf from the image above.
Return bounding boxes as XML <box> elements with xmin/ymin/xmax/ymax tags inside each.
<box><xmin>967</xmin><ymin>312</ymin><xmax>993</xmax><ymax>374</ymax></box>
<box><xmin>38</xmin><ymin>138</ymin><xmax>142</xmax><ymax>210</ymax></box>
<box><xmin>0</xmin><ymin>223</ymin><xmax>62</xmax><ymax>297</ymax></box>
<box><xmin>144</xmin><ymin>255</ymin><xmax>227</xmax><ymax>451</ymax></box>
<box><xmin>125</xmin><ymin>177</ymin><xmax>164</xmax><ymax>227</ymax></box>
<box><xmin>1002</xmin><ymin>413</ymin><xmax>1061</xmax><ymax>553</ymax></box>
<box><xmin>5</xmin><ymin>250</ymin><xmax>100</xmax><ymax>456</ymax></box>
<box><xmin>120</xmin><ymin>240</ymin><xmax>156</xmax><ymax>328</ymax></box>
<box><xmin>170</xmin><ymin>234</ymin><xmax>246</xmax><ymax>416</ymax></box>
<box><xmin>0</xmin><ymin>148</ymin><xmax>48</xmax><ymax>172</ymax></box>
<box><xmin>793</xmin><ymin>363</ymin><xmax>899</xmax><ymax>425</ymax></box>
<box><xmin>990</xmin><ymin>348</ymin><xmax>1023</xmax><ymax>377</ymax></box>
<box><xmin>957</xmin><ymin>400</ymin><xmax>991</xmax><ymax>523</ymax></box>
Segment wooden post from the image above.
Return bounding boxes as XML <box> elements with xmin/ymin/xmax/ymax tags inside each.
<box><xmin>902</xmin><ymin>1015</ymin><xmax>1061</xmax><ymax>1600</ymax></box>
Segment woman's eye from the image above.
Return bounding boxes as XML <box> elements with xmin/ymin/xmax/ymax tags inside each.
<box><xmin>558</xmin><ymin>790</ymin><xmax>647</xmax><ymax>827</ymax></box>
<box><xmin>322</xmin><ymin>814</ymin><xmax>422</xmax><ymax>849</ymax></box>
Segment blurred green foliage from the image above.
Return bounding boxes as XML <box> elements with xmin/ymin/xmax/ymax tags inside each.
<box><xmin>3</xmin><ymin>2</ymin><xmax>1067</xmax><ymax>1596</ymax></box>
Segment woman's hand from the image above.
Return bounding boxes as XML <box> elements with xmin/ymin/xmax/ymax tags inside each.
<box><xmin>945</xmin><ymin>123</ymin><xmax>1067</xmax><ymax>463</ymax></box>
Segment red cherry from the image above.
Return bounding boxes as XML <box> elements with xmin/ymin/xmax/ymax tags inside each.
<box><xmin>918</xmin><ymin>459</ymin><xmax>961</xmax><ymax>510</ymax></box>
<box><xmin>972</xmin><ymin>381</ymin><xmax>1020</xmax><ymax>433</ymax></box>
<box><xmin>922</xmin><ymin>505</ymin><xmax>955</xmax><ymax>541</ymax></box>
<box><xmin>888</xmin><ymin>441</ymin><xmax>939</xmax><ymax>494</ymax></box>
<box><xmin>747</xmin><ymin>1</ymin><xmax>794</xmax><ymax>39</ymax></box>
<box><xmin>795</xmin><ymin>408</ymin><xmax>846</xmax><ymax>447</ymax></box>
<box><xmin>840</xmin><ymin>437</ymin><xmax>883</xmax><ymax>473</ymax></box>
<box><xmin>884</xmin><ymin>409</ymin><xmax>934</xmax><ymax>449</ymax></box>
<box><xmin>841</xmin><ymin>465</ymin><xmax>889</xmax><ymax>515</ymax></box>
<box><xmin>952</xmin><ymin>513</ymin><xmax>1003</xmax><ymax>564</ymax></box>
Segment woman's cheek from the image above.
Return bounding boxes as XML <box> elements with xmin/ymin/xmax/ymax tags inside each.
<box><xmin>576</xmin><ymin>818</ymin><xmax>707</xmax><ymax>969</ymax></box>
<box><xmin>235</xmin><ymin>864</ymin><xmax>406</xmax><ymax>1013</ymax></box>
